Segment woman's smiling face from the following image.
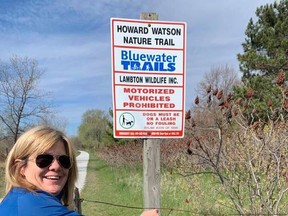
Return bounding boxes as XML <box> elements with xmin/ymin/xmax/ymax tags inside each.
<box><xmin>21</xmin><ymin>141</ymin><xmax>69</xmax><ymax>195</ymax></box>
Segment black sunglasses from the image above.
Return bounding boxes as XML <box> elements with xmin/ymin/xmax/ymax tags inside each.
<box><xmin>35</xmin><ymin>154</ymin><xmax>72</xmax><ymax>169</ymax></box>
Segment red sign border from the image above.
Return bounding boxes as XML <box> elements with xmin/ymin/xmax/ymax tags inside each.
<box><xmin>111</xmin><ymin>18</ymin><xmax>186</xmax><ymax>138</ymax></box>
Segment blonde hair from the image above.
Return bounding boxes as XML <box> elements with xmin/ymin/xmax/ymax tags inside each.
<box><xmin>4</xmin><ymin>125</ymin><xmax>78</xmax><ymax>209</ymax></box>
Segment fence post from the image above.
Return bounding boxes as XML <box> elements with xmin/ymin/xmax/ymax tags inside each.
<box><xmin>74</xmin><ymin>187</ymin><xmax>82</xmax><ymax>214</ymax></box>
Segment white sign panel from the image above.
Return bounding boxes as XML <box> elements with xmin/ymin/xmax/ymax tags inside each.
<box><xmin>111</xmin><ymin>18</ymin><xmax>186</xmax><ymax>138</ymax></box>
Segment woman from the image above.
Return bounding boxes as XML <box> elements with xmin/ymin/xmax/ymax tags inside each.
<box><xmin>0</xmin><ymin>126</ymin><xmax>158</xmax><ymax>216</ymax></box>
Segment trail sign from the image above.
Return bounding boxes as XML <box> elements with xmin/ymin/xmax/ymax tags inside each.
<box><xmin>111</xmin><ymin>17</ymin><xmax>186</xmax><ymax>138</ymax></box>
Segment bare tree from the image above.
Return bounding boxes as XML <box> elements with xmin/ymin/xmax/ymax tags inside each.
<box><xmin>37</xmin><ymin>113</ymin><xmax>68</xmax><ymax>134</ymax></box>
<box><xmin>195</xmin><ymin>65</ymin><xmax>241</xmax><ymax>107</ymax></box>
<box><xmin>0</xmin><ymin>55</ymin><xmax>53</xmax><ymax>143</ymax></box>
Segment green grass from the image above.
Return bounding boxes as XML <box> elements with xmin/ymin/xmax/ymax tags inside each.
<box><xmin>80</xmin><ymin>152</ymin><xmax>145</xmax><ymax>216</ymax></box>
<box><xmin>80</xmin><ymin>152</ymin><xmax>234</xmax><ymax>216</ymax></box>
<box><xmin>160</xmin><ymin>171</ymin><xmax>234</xmax><ymax>215</ymax></box>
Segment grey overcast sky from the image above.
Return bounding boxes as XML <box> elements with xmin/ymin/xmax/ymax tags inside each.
<box><xmin>0</xmin><ymin>0</ymin><xmax>277</xmax><ymax>135</ymax></box>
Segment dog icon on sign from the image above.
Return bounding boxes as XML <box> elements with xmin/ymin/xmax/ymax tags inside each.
<box><xmin>119</xmin><ymin>112</ymin><xmax>135</xmax><ymax>129</ymax></box>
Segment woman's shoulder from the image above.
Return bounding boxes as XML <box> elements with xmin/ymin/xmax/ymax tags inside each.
<box><xmin>1</xmin><ymin>187</ymin><xmax>81</xmax><ymax>216</ymax></box>
<box><xmin>0</xmin><ymin>188</ymin><xmax>31</xmax><ymax>215</ymax></box>
<box><xmin>9</xmin><ymin>187</ymin><xmax>29</xmax><ymax>195</ymax></box>
<box><xmin>7</xmin><ymin>187</ymin><xmax>60</xmax><ymax>203</ymax></box>
<box><xmin>1</xmin><ymin>187</ymin><xmax>31</xmax><ymax>203</ymax></box>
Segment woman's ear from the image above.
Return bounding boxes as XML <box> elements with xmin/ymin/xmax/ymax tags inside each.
<box><xmin>15</xmin><ymin>159</ymin><xmax>26</xmax><ymax>177</ymax></box>
<box><xmin>14</xmin><ymin>159</ymin><xmax>22</xmax><ymax>164</ymax></box>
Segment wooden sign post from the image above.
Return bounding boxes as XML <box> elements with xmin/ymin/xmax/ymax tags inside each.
<box><xmin>141</xmin><ymin>12</ymin><xmax>161</xmax><ymax>213</ymax></box>
<box><xmin>143</xmin><ymin>137</ymin><xmax>161</xmax><ymax>210</ymax></box>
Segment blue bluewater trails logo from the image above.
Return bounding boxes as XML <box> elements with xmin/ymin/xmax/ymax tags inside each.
<box><xmin>121</xmin><ymin>50</ymin><xmax>177</xmax><ymax>71</ymax></box>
